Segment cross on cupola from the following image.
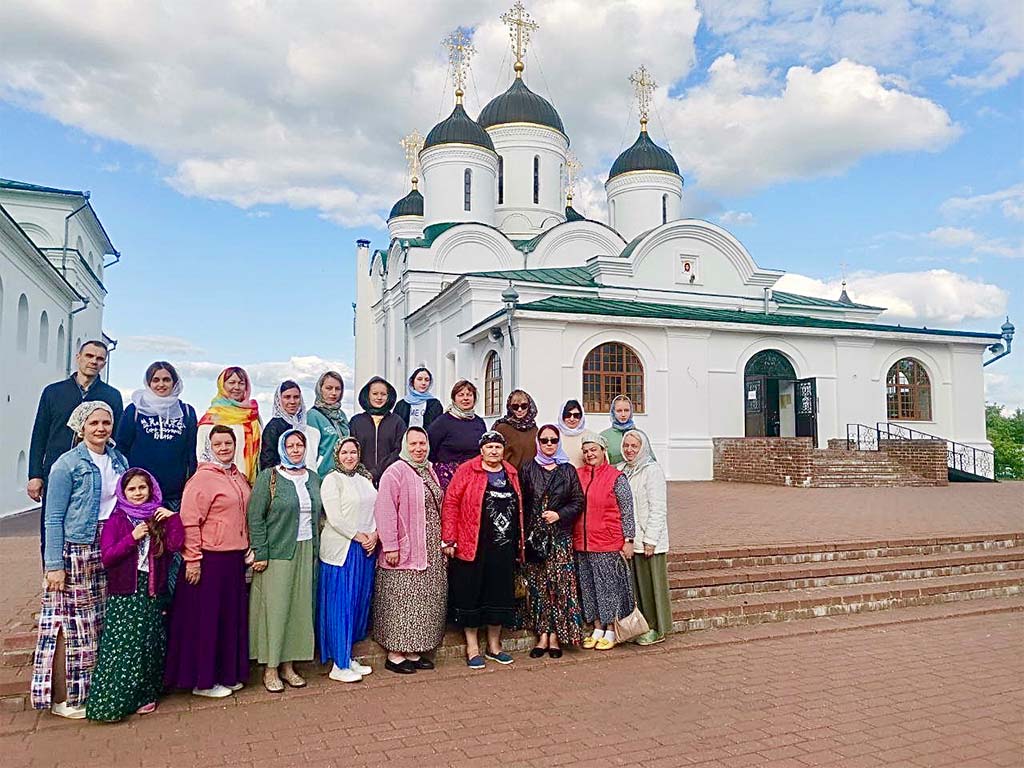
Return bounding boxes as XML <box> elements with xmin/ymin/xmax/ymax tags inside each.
<box><xmin>629</xmin><ymin>65</ymin><xmax>657</xmax><ymax>132</ymax></box>
<box><xmin>400</xmin><ymin>130</ymin><xmax>424</xmax><ymax>190</ymax></box>
<box><xmin>444</xmin><ymin>27</ymin><xmax>476</xmax><ymax>105</ymax></box>
<box><xmin>565</xmin><ymin>151</ymin><xmax>581</xmax><ymax>206</ymax></box>
<box><xmin>501</xmin><ymin>1</ymin><xmax>538</xmax><ymax>78</ymax></box>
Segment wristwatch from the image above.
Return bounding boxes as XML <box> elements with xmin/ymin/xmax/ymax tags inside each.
<box><xmin>624</xmin><ymin>538</ymin><xmax>634</xmax><ymax>543</ymax></box>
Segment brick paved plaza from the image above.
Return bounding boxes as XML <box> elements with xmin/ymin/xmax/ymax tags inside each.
<box><xmin>2</xmin><ymin>481</ymin><xmax>1022</xmax><ymax>767</ymax></box>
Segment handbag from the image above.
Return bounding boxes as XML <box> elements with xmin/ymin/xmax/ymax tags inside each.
<box><xmin>613</xmin><ymin>555</ymin><xmax>650</xmax><ymax>642</ymax></box>
<box><xmin>525</xmin><ymin>476</ymin><xmax>557</xmax><ymax>563</ymax></box>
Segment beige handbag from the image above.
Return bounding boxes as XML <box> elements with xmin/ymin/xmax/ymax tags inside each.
<box><xmin>613</xmin><ymin>554</ymin><xmax>650</xmax><ymax>642</ymax></box>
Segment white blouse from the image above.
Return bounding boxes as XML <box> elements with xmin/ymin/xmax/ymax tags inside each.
<box><xmin>277</xmin><ymin>468</ymin><xmax>313</xmax><ymax>542</ymax></box>
<box><xmin>318</xmin><ymin>471</ymin><xmax>377</xmax><ymax>567</ymax></box>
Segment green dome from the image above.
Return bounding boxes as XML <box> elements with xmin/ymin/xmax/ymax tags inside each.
<box><xmin>388</xmin><ymin>188</ymin><xmax>423</xmax><ymax>220</ymax></box>
<box><xmin>608</xmin><ymin>130</ymin><xmax>679</xmax><ymax>181</ymax></box>
<box><xmin>423</xmin><ymin>103</ymin><xmax>495</xmax><ymax>151</ymax></box>
<box><xmin>478</xmin><ymin>78</ymin><xmax>565</xmax><ymax>135</ymax></box>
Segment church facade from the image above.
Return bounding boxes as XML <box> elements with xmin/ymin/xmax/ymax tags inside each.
<box><xmin>354</xmin><ymin>19</ymin><xmax>1011</xmax><ymax>481</ymax></box>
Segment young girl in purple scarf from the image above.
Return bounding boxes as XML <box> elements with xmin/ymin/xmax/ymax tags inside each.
<box><xmin>87</xmin><ymin>468</ymin><xmax>183</xmax><ymax>722</ymax></box>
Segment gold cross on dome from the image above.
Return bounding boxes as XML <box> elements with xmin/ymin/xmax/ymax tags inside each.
<box><xmin>443</xmin><ymin>27</ymin><xmax>476</xmax><ymax>103</ymax></box>
<box><xmin>400</xmin><ymin>130</ymin><xmax>424</xmax><ymax>188</ymax></box>
<box><xmin>629</xmin><ymin>65</ymin><xmax>657</xmax><ymax>130</ymax></box>
<box><xmin>501</xmin><ymin>1</ymin><xmax>538</xmax><ymax>77</ymax></box>
<box><xmin>565</xmin><ymin>151</ymin><xmax>581</xmax><ymax>204</ymax></box>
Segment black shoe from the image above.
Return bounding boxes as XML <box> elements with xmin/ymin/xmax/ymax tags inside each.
<box><xmin>529</xmin><ymin>647</ymin><xmax>547</xmax><ymax>659</ymax></box>
<box><xmin>548</xmin><ymin>647</ymin><xmax>563</xmax><ymax>659</ymax></box>
<box><xmin>411</xmin><ymin>657</ymin><xmax>435</xmax><ymax>670</ymax></box>
<box><xmin>384</xmin><ymin>659</ymin><xmax>417</xmax><ymax>675</ymax></box>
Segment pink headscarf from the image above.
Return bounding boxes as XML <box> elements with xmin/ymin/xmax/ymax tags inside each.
<box><xmin>114</xmin><ymin>467</ymin><xmax>164</xmax><ymax>523</ymax></box>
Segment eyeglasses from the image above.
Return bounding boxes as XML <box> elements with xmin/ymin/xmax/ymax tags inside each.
<box><xmin>538</xmin><ymin>437</ymin><xmax>559</xmax><ymax>445</ymax></box>
<box><xmin>564</xmin><ymin>412</ymin><xmax>582</xmax><ymax>419</ymax></box>
<box><xmin>510</xmin><ymin>403</ymin><xmax>529</xmax><ymax>411</ymax></box>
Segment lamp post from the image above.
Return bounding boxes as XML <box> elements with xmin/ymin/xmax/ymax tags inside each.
<box><xmin>502</xmin><ymin>283</ymin><xmax>519</xmax><ymax>389</ymax></box>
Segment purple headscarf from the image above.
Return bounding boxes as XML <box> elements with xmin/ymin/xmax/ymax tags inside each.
<box><xmin>114</xmin><ymin>468</ymin><xmax>164</xmax><ymax>523</ymax></box>
<box><xmin>534</xmin><ymin>424</ymin><xmax>571</xmax><ymax>466</ymax></box>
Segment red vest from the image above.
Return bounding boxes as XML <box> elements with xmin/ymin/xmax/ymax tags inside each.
<box><xmin>573</xmin><ymin>462</ymin><xmax>625</xmax><ymax>553</ymax></box>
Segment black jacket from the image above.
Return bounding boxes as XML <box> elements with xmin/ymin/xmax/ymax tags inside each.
<box><xmin>29</xmin><ymin>375</ymin><xmax>124</xmax><ymax>482</ymax></box>
<box><xmin>393</xmin><ymin>398</ymin><xmax>443</xmax><ymax>430</ymax></box>
<box><xmin>351</xmin><ymin>377</ymin><xmax>407</xmax><ymax>485</ymax></box>
<box><xmin>519</xmin><ymin>460</ymin><xmax>584</xmax><ymax>535</ymax></box>
<box><xmin>259</xmin><ymin>416</ymin><xmax>293</xmax><ymax>471</ymax></box>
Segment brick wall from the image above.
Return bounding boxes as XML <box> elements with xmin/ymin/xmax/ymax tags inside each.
<box><xmin>827</xmin><ymin>439</ymin><xmax>849</xmax><ymax>451</ymax></box>
<box><xmin>713</xmin><ymin>438</ymin><xmax>815</xmax><ymax>486</ymax></box>
<box><xmin>879</xmin><ymin>439</ymin><xmax>949</xmax><ymax>486</ymax></box>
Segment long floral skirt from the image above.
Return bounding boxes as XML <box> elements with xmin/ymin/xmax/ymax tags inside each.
<box><xmin>576</xmin><ymin>551</ymin><xmax>635</xmax><ymax>627</ymax></box>
<box><xmin>87</xmin><ymin>572</ymin><xmax>168</xmax><ymax>722</ymax></box>
<box><xmin>522</xmin><ymin>531</ymin><xmax>584</xmax><ymax>645</ymax></box>
<box><xmin>31</xmin><ymin>539</ymin><xmax>107</xmax><ymax>710</ymax></box>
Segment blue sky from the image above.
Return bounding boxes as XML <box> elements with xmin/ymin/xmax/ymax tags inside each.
<box><xmin>0</xmin><ymin>0</ymin><xmax>1020</xmax><ymax>415</ymax></box>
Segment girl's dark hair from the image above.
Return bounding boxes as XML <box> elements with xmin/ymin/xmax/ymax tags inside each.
<box><xmin>408</xmin><ymin>367</ymin><xmax>432</xmax><ymax>386</ymax></box>
<box><xmin>538</xmin><ymin>424</ymin><xmax>561</xmax><ymax>440</ymax></box>
<box><xmin>562</xmin><ymin>399</ymin><xmax>583</xmax><ymax>419</ymax></box>
<box><xmin>279</xmin><ymin>379</ymin><xmax>301</xmax><ymax>394</ymax></box>
<box><xmin>145</xmin><ymin>361</ymin><xmax>179</xmax><ymax>386</ymax></box>
<box><xmin>209</xmin><ymin>424</ymin><xmax>237</xmax><ymax>444</ymax></box>
<box><xmin>284</xmin><ymin>430</ymin><xmax>307</xmax><ymax>447</ymax></box>
<box><xmin>120</xmin><ymin>468</ymin><xmax>152</xmax><ymax>496</ymax></box>
<box><xmin>450</xmin><ymin>379</ymin><xmax>477</xmax><ymax>401</ymax></box>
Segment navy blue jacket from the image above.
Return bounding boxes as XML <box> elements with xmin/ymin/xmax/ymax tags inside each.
<box><xmin>115</xmin><ymin>401</ymin><xmax>198</xmax><ymax>502</ymax></box>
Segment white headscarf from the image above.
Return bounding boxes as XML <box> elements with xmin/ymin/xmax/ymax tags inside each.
<box><xmin>272</xmin><ymin>382</ymin><xmax>307</xmax><ymax>428</ymax></box>
<box><xmin>618</xmin><ymin>429</ymin><xmax>657</xmax><ymax>478</ymax></box>
<box><xmin>557</xmin><ymin>399</ymin><xmax>586</xmax><ymax>437</ymax></box>
<box><xmin>67</xmin><ymin>401</ymin><xmax>115</xmax><ymax>443</ymax></box>
<box><xmin>131</xmin><ymin>372</ymin><xmax>184</xmax><ymax>422</ymax></box>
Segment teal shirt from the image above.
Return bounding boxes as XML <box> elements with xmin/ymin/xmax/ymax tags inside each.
<box><xmin>601</xmin><ymin>427</ymin><xmax>626</xmax><ymax>466</ymax></box>
<box><xmin>306</xmin><ymin>408</ymin><xmax>349</xmax><ymax>479</ymax></box>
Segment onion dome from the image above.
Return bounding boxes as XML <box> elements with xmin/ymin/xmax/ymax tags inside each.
<box><xmin>478</xmin><ymin>77</ymin><xmax>565</xmax><ymax>135</ymax></box>
<box><xmin>608</xmin><ymin>129</ymin><xmax>679</xmax><ymax>181</ymax></box>
<box><xmin>423</xmin><ymin>103</ymin><xmax>495</xmax><ymax>151</ymax></box>
<box><xmin>388</xmin><ymin>187</ymin><xmax>423</xmax><ymax>220</ymax></box>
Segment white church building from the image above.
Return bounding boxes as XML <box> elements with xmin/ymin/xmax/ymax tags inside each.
<box><xmin>0</xmin><ymin>179</ymin><xmax>115</xmax><ymax>516</ymax></box>
<box><xmin>354</xmin><ymin>15</ymin><xmax>1012</xmax><ymax>482</ymax></box>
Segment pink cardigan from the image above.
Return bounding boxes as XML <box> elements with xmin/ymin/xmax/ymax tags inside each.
<box><xmin>373</xmin><ymin>460</ymin><xmax>437</xmax><ymax>571</ymax></box>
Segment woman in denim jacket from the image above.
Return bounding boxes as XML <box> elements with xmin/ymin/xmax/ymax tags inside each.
<box><xmin>31</xmin><ymin>401</ymin><xmax>130</xmax><ymax>719</ymax></box>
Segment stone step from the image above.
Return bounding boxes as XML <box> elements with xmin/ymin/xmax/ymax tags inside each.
<box><xmin>670</xmin><ymin>547</ymin><xmax>1024</xmax><ymax>598</ymax></box>
<box><xmin>667</xmin><ymin>532</ymin><xmax>1024</xmax><ymax>571</ymax></box>
<box><xmin>670</xmin><ymin>571</ymin><xmax>1024</xmax><ymax>631</ymax></box>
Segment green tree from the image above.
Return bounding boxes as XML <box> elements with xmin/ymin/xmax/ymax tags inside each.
<box><xmin>986</xmin><ymin>403</ymin><xmax>1024</xmax><ymax>480</ymax></box>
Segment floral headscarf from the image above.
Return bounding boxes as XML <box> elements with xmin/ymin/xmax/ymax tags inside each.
<box><xmin>313</xmin><ymin>371</ymin><xmax>350</xmax><ymax>435</ymax></box>
<box><xmin>493</xmin><ymin>389</ymin><xmax>538</xmax><ymax>432</ymax></box>
<box><xmin>272</xmin><ymin>381</ymin><xmax>306</xmax><ymax>428</ymax></box>
<box><xmin>619</xmin><ymin>429</ymin><xmax>657</xmax><ymax>479</ymax></box>
<box><xmin>332</xmin><ymin>436</ymin><xmax>373</xmax><ymax>482</ymax></box>
<box><xmin>67</xmin><ymin>401</ymin><xmax>115</xmax><ymax>443</ymax></box>
<box><xmin>400</xmin><ymin>427</ymin><xmax>432</xmax><ymax>469</ymax></box>
<box><xmin>278</xmin><ymin>428</ymin><xmax>308</xmax><ymax>470</ymax></box>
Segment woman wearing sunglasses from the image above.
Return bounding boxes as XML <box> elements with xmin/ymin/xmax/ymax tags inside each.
<box><xmin>491</xmin><ymin>390</ymin><xmax>538</xmax><ymax>470</ymax></box>
<box><xmin>556</xmin><ymin>400</ymin><xmax>587</xmax><ymax>467</ymax></box>
<box><xmin>520</xmin><ymin>425</ymin><xmax>585</xmax><ymax>658</ymax></box>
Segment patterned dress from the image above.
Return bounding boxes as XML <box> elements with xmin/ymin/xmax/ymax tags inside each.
<box><xmin>372</xmin><ymin>472</ymin><xmax>447</xmax><ymax>653</ymax></box>
<box><xmin>576</xmin><ymin>475</ymin><xmax>637</xmax><ymax>626</ymax></box>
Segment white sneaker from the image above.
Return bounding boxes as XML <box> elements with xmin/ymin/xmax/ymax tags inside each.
<box><xmin>192</xmin><ymin>684</ymin><xmax>233</xmax><ymax>698</ymax></box>
<box><xmin>328</xmin><ymin>664</ymin><xmax>363</xmax><ymax>683</ymax></box>
<box><xmin>51</xmin><ymin>701</ymin><xmax>86</xmax><ymax>719</ymax></box>
<box><xmin>349</xmin><ymin>659</ymin><xmax>372</xmax><ymax>676</ymax></box>
<box><xmin>226</xmin><ymin>683</ymin><xmax>244</xmax><ymax>691</ymax></box>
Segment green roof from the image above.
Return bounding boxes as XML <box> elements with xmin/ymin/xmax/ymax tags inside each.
<box><xmin>424</xmin><ymin>103</ymin><xmax>495</xmax><ymax>151</ymax></box>
<box><xmin>515</xmin><ymin>295</ymin><xmax>1001</xmax><ymax>339</ymax></box>
<box><xmin>372</xmin><ymin>248</ymin><xmax>388</xmax><ymax>272</ymax></box>
<box><xmin>0</xmin><ymin>178</ymin><xmax>86</xmax><ymax>196</ymax></box>
<box><xmin>772</xmin><ymin>290</ymin><xmax>883</xmax><ymax>311</ymax></box>
<box><xmin>467</xmin><ymin>266</ymin><xmax>598</xmax><ymax>287</ymax></box>
<box><xmin>609</xmin><ymin>130</ymin><xmax>679</xmax><ymax>180</ymax></box>
<box><xmin>619</xmin><ymin>228</ymin><xmax>655</xmax><ymax>259</ymax></box>
<box><xmin>478</xmin><ymin>77</ymin><xmax>565</xmax><ymax>135</ymax></box>
<box><xmin>388</xmin><ymin>188</ymin><xmax>423</xmax><ymax>220</ymax></box>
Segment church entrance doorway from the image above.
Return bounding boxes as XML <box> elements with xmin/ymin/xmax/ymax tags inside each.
<box><xmin>743</xmin><ymin>350</ymin><xmax>817</xmax><ymax>445</ymax></box>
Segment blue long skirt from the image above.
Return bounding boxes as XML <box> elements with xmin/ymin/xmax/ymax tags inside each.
<box><xmin>317</xmin><ymin>541</ymin><xmax>375</xmax><ymax>668</ymax></box>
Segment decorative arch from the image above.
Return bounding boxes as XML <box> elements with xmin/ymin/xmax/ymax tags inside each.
<box><xmin>528</xmin><ymin>221</ymin><xmax>626</xmax><ymax>269</ymax></box>
<box><xmin>56</xmin><ymin>324</ymin><xmax>65</xmax><ymax>369</ymax></box>
<box><xmin>735</xmin><ymin>338</ymin><xmax>808</xmax><ymax>379</ymax></box>
<box><xmin>744</xmin><ymin>349</ymin><xmax>796</xmax><ymax>378</ymax></box>
<box><xmin>38</xmin><ymin>310</ymin><xmax>49</xmax><ymax>363</ymax></box>
<box><xmin>582</xmin><ymin>341</ymin><xmax>645</xmax><ymax>414</ymax></box>
<box><xmin>433</xmin><ymin>225</ymin><xmax>520</xmax><ymax>272</ymax></box>
<box><xmin>886</xmin><ymin>358</ymin><xmax>932</xmax><ymax>421</ymax></box>
<box><xmin>483</xmin><ymin>350</ymin><xmax>503</xmax><ymax>416</ymax></box>
<box><xmin>17</xmin><ymin>222</ymin><xmax>54</xmax><ymax>247</ymax></box>
<box><xmin>16</xmin><ymin>293</ymin><xmax>29</xmax><ymax>352</ymax></box>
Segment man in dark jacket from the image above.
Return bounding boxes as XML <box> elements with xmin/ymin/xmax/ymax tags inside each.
<box><xmin>27</xmin><ymin>339</ymin><xmax>123</xmax><ymax>560</ymax></box>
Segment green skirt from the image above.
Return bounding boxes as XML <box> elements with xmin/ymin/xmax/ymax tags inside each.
<box><xmin>249</xmin><ymin>539</ymin><xmax>315</xmax><ymax>667</ymax></box>
<box><xmin>86</xmin><ymin>572</ymin><xmax>168</xmax><ymax>722</ymax></box>
<box><xmin>631</xmin><ymin>554</ymin><xmax>674</xmax><ymax>636</ymax></box>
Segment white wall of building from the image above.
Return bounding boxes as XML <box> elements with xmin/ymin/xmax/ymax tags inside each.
<box><xmin>488</xmin><ymin>124</ymin><xmax>568</xmax><ymax>238</ymax></box>
<box><xmin>606</xmin><ymin>170</ymin><xmax>682</xmax><ymax>242</ymax></box>
<box><xmin>420</xmin><ymin>145</ymin><xmax>498</xmax><ymax>228</ymax></box>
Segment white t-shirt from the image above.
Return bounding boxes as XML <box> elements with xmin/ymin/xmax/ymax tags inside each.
<box><xmin>277</xmin><ymin>468</ymin><xmax>313</xmax><ymax>541</ymax></box>
<box><xmin>408</xmin><ymin>401</ymin><xmax>427</xmax><ymax>428</ymax></box>
<box><xmin>88</xmin><ymin>448</ymin><xmax>119</xmax><ymax>521</ymax></box>
<box><xmin>137</xmin><ymin>536</ymin><xmax>150</xmax><ymax>572</ymax></box>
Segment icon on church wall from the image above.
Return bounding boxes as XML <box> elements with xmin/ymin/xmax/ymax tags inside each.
<box><xmin>677</xmin><ymin>255</ymin><xmax>700</xmax><ymax>285</ymax></box>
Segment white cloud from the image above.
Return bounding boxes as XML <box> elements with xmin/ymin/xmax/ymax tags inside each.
<box><xmin>774</xmin><ymin>268</ymin><xmax>1008</xmax><ymax>325</ymax></box>
<box><xmin>118</xmin><ymin>334</ymin><xmax>204</xmax><ymax>356</ymax></box>
<box><xmin>718</xmin><ymin>210</ymin><xmax>754</xmax><ymax>226</ymax></box>
<box><xmin>985</xmin><ymin>372</ymin><xmax>1024</xmax><ymax>413</ymax></box>
<box><xmin>941</xmin><ymin>183</ymin><xmax>1024</xmax><ymax>223</ymax></box>
<box><xmin>661</xmin><ymin>56</ymin><xmax>959</xmax><ymax>193</ymax></box>
<box><xmin>926</xmin><ymin>226</ymin><xmax>1022</xmax><ymax>259</ymax></box>
<box><xmin>949</xmin><ymin>51</ymin><xmax>1024</xmax><ymax>91</ymax></box>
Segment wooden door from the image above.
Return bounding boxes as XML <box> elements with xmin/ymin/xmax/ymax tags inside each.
<box><xmin>794</xmin><ymin>377</ymin><xmax>818</xmax><ymax>446</ymax></box>
<box><xmin>744</xmin><ymin>376</ymin><xmax>766</xmax><ymax>437</ymax></box>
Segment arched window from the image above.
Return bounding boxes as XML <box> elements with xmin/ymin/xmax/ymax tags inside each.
<box><xmin>887</xmin><ymin>358</ymin><xmax>932</xmax><ymax>421</ymax></box>
<box><xmin>38</xmin><ymin>311</ymin><xmax>49</xmax><ymax>363</ymax></box>
<box><xmin>16</xmin><ymin>293</ymin><xmax>29</xmax><ymax>352</ymax></box>
<box><xmin>533</xmin><ymin>155</ymin><xmax>540</xmax><ymax>204</ymax></box>
<box><xmin>56</xmin><ymin>324</ymin><xmax>65</xmax><ymax>369</ymax></box>
<box><xmin>583</xmin><ymin>342</ymin><xmax>644</xmax><ymax>414</ymax></box>
<box><xmin>662</xmin><ymin>194</ymin><xmax>668</xmax><ymax>225</ymax></box>
<box><xmin>463</xmin><ymin>168</ymin><xmax>472</xmax><ymax>212</ymax></box>
<box><xmin>484</xmin><ymin>351</ymin><xmax>502</xmax><ymax>416</ymax></box>
<box><xmin>610</xmin><ymin>199</ymin><xmax>616</xmax><ymax>228</ymax></box>
<box><xmin>497</xmin><ymin>156</ymin><xmax>504</xmax><ymax>205</ymax></box>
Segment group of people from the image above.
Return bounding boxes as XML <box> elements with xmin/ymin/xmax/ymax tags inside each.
<box><xmin>27</xmin><ymin>341</ymin><xmax>672</xmax><ymax>723</ymax></box>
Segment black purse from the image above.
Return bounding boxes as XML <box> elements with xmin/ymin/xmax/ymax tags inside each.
<box><xmin>525</xmin><ymin>480</ymin><xmax>557</xmax><ymax>563</ymax></box>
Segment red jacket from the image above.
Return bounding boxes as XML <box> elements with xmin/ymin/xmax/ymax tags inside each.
<box><xmin>441</xmin><ymin>459</ymin><xmax>525</xmax><ymax>563</ymax></box>
<box><xmin>574</xmin><ymin>462</ymin><xmax>625</xmax><ymax>553</ymax></box>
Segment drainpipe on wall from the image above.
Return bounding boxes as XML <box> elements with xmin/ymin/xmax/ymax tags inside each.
<box><xmin>983</xmin><ymin>317</ymin><xmax>1015</xmax><ymax>367</ymax></box>
<box><xmin>502</xmin><ymin>282</ymin><xmax>520</xmax><ymax>389</ymax></box>
<box><xmin>65</xmin><ymin>300</ymin><xmax>90</xmax><ymax>377</ymax></box>
<box><xmin>62</xmin><ymin>195</ymin><xmax>91</xmax><ymax>276</ymax></box>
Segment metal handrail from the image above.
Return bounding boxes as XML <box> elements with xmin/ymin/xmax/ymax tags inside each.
<box><xmin>876</xmin><ymin>422</ymin><xmax>994</xmax><ymax>480</ymax></box>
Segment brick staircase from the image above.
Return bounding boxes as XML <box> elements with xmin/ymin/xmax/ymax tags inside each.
<box><xmin>808</xmin><ymin>448</ymin><xmax>933</xmax><ymax>487</ymax></box>
<box><xmin>4</xmin><ymin>531</ymin><xmax>1022</xmax><ymax>711</ymax></box>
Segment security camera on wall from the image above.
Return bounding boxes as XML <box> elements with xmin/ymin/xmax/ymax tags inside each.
<box><xmin>489</xmin><ymin>327</ymin><xmax>504</xmax><ymax>343</ymax></box>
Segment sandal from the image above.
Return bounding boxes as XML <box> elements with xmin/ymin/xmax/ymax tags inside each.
<box><xmin>281</xmin><ymin>670</ymin><xmax>306</xmax><ymax>688</ymax></box>
<box><xmin>263</xmin><ymin>672</ymin><xmax>285</xmax><ymax>693</ymax></box>
<box><xmin>136</xmin><ymin>702</ymin><xmax>157</xmax><ymax>715</ymax></box>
